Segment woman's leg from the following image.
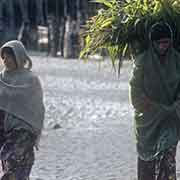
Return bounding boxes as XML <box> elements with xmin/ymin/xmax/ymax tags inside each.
<box><xmin>138</xmin><ymin>145</ymin><xmax>177</xmax><ymax>180</ymax></box>
<box><xmin>138</xmin><ymin>157</ymin><xmax>156</xmax><ymax>180</ymax></box>
<box><xmin>156</xmin><ymin>146</ymin><xmax>177</xmax><ymax>180</ymax></box>
<box><xmin>0</xmin><ymin>129</ymin><xmax>36</xmax><ymax>180</ymax></box>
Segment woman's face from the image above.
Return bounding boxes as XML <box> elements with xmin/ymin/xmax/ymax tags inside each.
<box><xmin>153</xmin><ymin>38</ymin><xmax>171</xmax><ymax>56</ymax></box>
<box><xmin>1</xmin><ymin>52</ymin><xmax>17</xmax><ymax>71</ymax></box>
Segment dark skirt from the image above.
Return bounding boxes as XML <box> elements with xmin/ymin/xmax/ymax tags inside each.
<box><xmin>0</xmin><ymin>129</ymin><xmax>36</xmax><ymax>180</ymax></box>
<box><xmin>138</xmin><ymin>145</ymin><xmax>177</xmax><ymax>180</ymax></box>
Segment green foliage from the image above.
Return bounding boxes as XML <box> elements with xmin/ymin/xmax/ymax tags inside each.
<box><xmin>80</xmin><ymin>0</ymin><xmax>180</xmax><ymax>63</ymax></box>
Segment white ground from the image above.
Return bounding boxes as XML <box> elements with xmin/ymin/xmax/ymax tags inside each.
<box><xmin>25</xmin><ymin>55</ymin><xmax>180</xmax><ymax>180</ymax></box>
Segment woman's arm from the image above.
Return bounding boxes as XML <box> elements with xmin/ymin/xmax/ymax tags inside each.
<box><xmin>129</xmin><ymin>59</ymin><xmax>153</xmax><ymax>112</ymax></box>
<box><xmin>129</xmin><ymin>58</ymin><xmax>174</xmax><ymax>114</ymax></box>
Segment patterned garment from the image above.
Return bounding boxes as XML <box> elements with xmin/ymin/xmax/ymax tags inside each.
<box><xmin>0</xmin><ymin>129</ymin><xmax>36</xmax><ymax>180</ymax></box>
<box><xmin>138</xmin><ymin>145</ymin><xmax>177</xmax><ymax>180</ymax></box>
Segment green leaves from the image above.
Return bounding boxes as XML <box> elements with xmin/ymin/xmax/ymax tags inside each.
<box><xmin>91</xmin><ymin>0</ymin><xmax>114</xmax><ymax>8</ymax></box>
<box><xmin>81</xmin><ymin>0</ymin><xmax>180</xmax><ymax>68</ymax></box>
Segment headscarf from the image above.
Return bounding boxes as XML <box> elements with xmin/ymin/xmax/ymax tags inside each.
<box><xmin>149</xmin><ymin>22</ymin><xmax>173</xmax><ymax>41</ymax></box>
<box><xmin>0</xmin><ymin>40</ymin><xmax>32</xmax><ymax>70</ymax></box>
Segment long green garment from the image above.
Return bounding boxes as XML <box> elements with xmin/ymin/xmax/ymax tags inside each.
<box><xmin>129</xmin><ymin>47</ymin><xmax>180</xmax><ymax>161</ymax></box>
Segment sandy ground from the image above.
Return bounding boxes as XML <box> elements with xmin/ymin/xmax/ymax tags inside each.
<box><xmin>5</xmin><ymin>54</ymin><xmax>180</xmax><ymax>180</ymax></box>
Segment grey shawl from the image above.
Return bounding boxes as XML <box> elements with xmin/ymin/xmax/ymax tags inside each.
<box><xmin>0</xmin><ymin>40</ymin><xmax>45</xmax><ymax>135</ymax></box>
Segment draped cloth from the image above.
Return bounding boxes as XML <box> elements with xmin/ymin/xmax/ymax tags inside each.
<box><xmin>129</xmin><ymin>47</ymin><xmax>180</xmax><ymax>161</ymax></box>
<box><xmin>0</xmin><ymin>40</ymin><xmax>45</xmax><ymax>135</ymax></box>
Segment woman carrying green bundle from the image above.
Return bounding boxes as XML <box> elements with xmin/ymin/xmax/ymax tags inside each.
<box><xmin>0</xmin><ymin>40</ymin><xmax>45</xmax><ymax>180</ymax></box>
<box><xmin>129</xmin><ymin>22</ymin><xmax>180</xmax><ymax>180</ymax></box>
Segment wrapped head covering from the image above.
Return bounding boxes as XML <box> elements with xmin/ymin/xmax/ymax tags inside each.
<box><xmin>0</xmin><ymin>40</ymin><xmax>32</xmax><ymax>70</ymax></box>
<box><xmin>149</xmin><ymin>22</ymin><xmax>173</xmax><ymax>41</ymax></box>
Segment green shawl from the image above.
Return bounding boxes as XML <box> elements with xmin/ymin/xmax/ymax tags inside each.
<box><xmin>129</xmin><ymin>47</ymin><xmax>180</xmax><ymax>161</ymax></box>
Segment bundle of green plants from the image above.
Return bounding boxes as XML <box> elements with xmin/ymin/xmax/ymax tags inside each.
<box><xmin>80</xmin><ymin>0</ymin><xmax>180</xmax><ymax>70</ymax></box>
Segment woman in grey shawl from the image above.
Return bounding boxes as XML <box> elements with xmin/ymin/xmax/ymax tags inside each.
<box><xmin>0</xmin><ymin>40</ymin><xmax>45</xmax><ymax>180</ymax></box>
